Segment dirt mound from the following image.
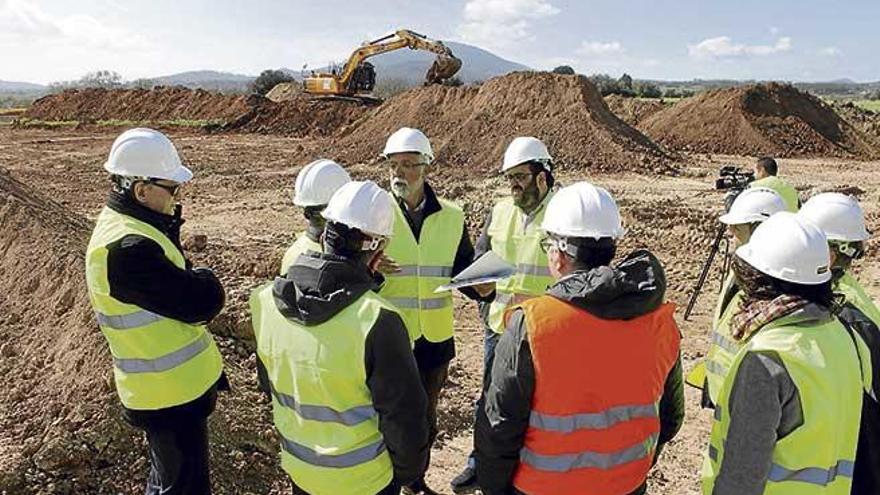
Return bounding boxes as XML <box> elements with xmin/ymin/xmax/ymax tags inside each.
<box><xmin>224</xmin><ymin>94</ymin><xmax>370</xmax><ymax>137</ymax></box>
<box><xmin>265</xmin><ymin>82</ymin><xmax>302</xmax><ymax>102</ymax></box>
<box><xmin>641</xmin><ymin>83</ymin><xmax>879</xmax><ymax>159</ymax></box>
<box><xmin>24</xmin><ymin>87</ymin><xmax>252</xmax><ymax>123</ymax></box>
<box><xmin>334</xmin><ymin>71</ymin><xmax>676</xmax><ymax>174</ymax></box>
<box><xmin>604</xmin><ymin>94</ymin><xmax>668</xmax><ymax>126</ymax></box>
<box><xmin>834</xmin><ymin>102</ymin><xmax>880</xmax><ymax>144</ymax></box>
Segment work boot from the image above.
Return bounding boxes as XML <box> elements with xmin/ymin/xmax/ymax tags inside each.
<box><xmin>449</xmin><ymin>465</ymin><xmax>479</xmax><ymax>494</ymax></box>
<box><xmin>402</xmin><ymin>478</ymin><xmax>441</xmax><ymax>495</ymax></box>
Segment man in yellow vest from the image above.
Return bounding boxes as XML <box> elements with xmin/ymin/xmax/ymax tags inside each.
<box><xmin>690</xmin><ymin>187</ymin><xmax>787</xmax><ymax>408</ymax></box>
<box><xmin>377</xmin><ymin>127</ymin><xmax>489</xmax><ymax>495</ymax></box>
<box><xmin>702</xmin><ymin>212</ymin><xmax>863</xmax><ymax>495</ymax></box>
<box><xmin>750</xmin><ymin>157</ymin><xmax>799</xmax><ymax>211</ymax></box>
<box><xmin>799</xmin><ymin>193</ymin><xmax>880</xmax><ymax>494</ymax></box>
<box><xmin>452</xmin><ymin>136</ymin><xmax>555</xmax><ymax>494</ymax></box>
<box><xmin>279</xmin><ymin>158</ymin><xmax>351</xmax><ymax>275</ymax></box>
<box><xmin>475</xmin><ymin>182</ymin><xmax>684</xmax><ymax>495</ymax></box>
<box><xmin>251</xmin><ymin>181</ymin><xmax>430</xmax><ymax>495</ymax></box>
<box><xmin>85</xmin><ymin>128</ymin><xmax>227</xmax><ymax>495</ymax></box>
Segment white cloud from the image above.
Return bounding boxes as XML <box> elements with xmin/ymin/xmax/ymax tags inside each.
<box><xmin>457</xmin><ymin>0</ymin><xmax>560</xmax><ymax>49</ymax></box>
<box><xmin>576</xmin><ymin>41</ymin><xmax>625</xmax><ymax>57</ymax></box>
<box><xmin>769</xmin><ymin>26</ymin><xmax>780</xmax><ymax>36</ymax></box>
<box><xmin>688</xmin><ymin>36</ymin><xmax>793</xmax><ymax>59</ymax></box>
<box><xmin>819</xmin><ymin>46</ymin><xmax>842</xmax><ymax>57</ymax></box>
<box><xmin>0</xmin><ymin>0</ymin><xmax>151</xmax><ymax>51</ymax></box>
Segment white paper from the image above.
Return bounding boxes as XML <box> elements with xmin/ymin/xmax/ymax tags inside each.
<box><xmin>434</xmin><ymin>251</ymin><xmax>516</xmax><ymax>292</ymax></box>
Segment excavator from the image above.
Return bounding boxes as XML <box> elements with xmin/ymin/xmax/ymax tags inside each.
<box><xmin>302</xmin><ymin>29</ymin><xmax>462</xmax><ymax>102</ymax></box>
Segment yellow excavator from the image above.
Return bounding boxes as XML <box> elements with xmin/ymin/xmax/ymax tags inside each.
<box><xmin>303</xmin><ymin>29</ymin><xmax>462</xmax><ymax>102</ymax></box>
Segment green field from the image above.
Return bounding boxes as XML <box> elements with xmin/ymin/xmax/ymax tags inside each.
<box><xmin>855</xmin><ymin>100</ymin><xmax>880</xmax><ymax>112</ymax></box>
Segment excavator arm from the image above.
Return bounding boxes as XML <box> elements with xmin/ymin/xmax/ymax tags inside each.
<box><xmin>303</xmin><ymin>29</ymin><xmax>462</xmax><ymax>99</ymax></box>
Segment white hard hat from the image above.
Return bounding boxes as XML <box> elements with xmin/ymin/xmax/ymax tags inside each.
<box><xmin>104</xmin><ymin>128</ymin><xmax>192</xmax><ymax>183</ymax></box>
<box><xmin>322</xmin><ymin>181</ymin><xmax>394</xmax><ymax>237</ymax></box>
<box><xmin>382</xmin><ymin>127</ymin><xmax>433</xmax><ymax>163</ymax></box>
<box><xmin>797</xmin><ymin>192</ymin><xmax>870</xmax><ymax>242</ymax></box>
<box><xmin>293</xmin><ymin>159</ymin><xmax>351</xmax><ymax>207</ymax></box>
<box><xmin>736</xmin><ymin>212</ymin><xmax>831</xmax><ymax>285</ymax></box>
<box><xmin>541</xmin><ymin>182</ymin><xmax>626</xmax><ymax>239</ymax></box>
<box><xmin>719</xmin><ymin>187</ymin><xmax>787</xmax><ymax>225</ymax></box>
<box><xmin>502</xmin><ymin>137</ymin><xmax>552</xmax><ymax>173</ymax></box>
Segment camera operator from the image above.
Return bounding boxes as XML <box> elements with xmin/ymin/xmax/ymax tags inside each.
<box><xmin>750</xmin><ymin>157</ymin><xmax>799</xmax><ymax>211</ymax></box>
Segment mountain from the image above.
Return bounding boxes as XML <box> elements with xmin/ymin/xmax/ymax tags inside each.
<box><xmin>148</xmin><ymin>70</ymin><xmax>254</xmax><ymax>91</ymax></box>
<box><xmin>0</xmin><ymin>80</ymin><xmax>47</xmax><ymax>93</ymax></box>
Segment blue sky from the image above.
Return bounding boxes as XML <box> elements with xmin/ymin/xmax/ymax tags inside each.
<box><xmin>1</xmin><ymin>0</ymin><xmax>877</xmax><ymax>84</ymax></box>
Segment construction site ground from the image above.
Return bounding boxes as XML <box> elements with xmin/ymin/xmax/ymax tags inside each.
<box><xmin>2</xmin><ymin>123</ymin><xmax>879</xmax><ymax>494</ymax></box>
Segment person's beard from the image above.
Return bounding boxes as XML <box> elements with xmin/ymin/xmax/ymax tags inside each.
<box><xmin>391</xmin><ymin>177</ymin><xmax>410</xmax><ymax>199</ymax></box>
<box><xmin>513</xmin><ymin>177</ymin><xmax>541</xmax><ymax>211</ymax></box>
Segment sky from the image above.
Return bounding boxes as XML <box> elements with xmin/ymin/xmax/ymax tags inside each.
<box><xmin>1</xmin><ymin>0</ymin><xmax>877</xmax><ymax>84</ymax></box>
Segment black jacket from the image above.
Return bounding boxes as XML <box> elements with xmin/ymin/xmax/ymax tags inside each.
<box><xmin>257</xmin><ymin>252</ymin><xmax>430</xmax><ymax>486</ymax></box>
<box><xmin>474</xmin><ymin>250</ymin><xmax>685</xmax><ymax>495</ymax></box>
<box><xmin>102</xmin><ymin>191</ymin><xmax>228</xmax><ymax>427</ymax></box>
<box><xmin>395</xmin><ymin>182</ymin><xmax>490</xmax><ymax>371</ymax></box>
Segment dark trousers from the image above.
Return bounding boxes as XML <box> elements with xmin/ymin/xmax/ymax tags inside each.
<box><xmin>467</xmin><ymin>325</ymin><xmax>501</xmax><ymax>469</ymax></box>
<box><xmin>143</xmin><ymin>416</ymin><xmax>212</xmax><ymax>495</ymax></box>
<box><xmin>291</xmin><ymin>481</ymin><xmax>400</xmax><ymax>494</ymax></box>
<box><xmin>414</xmin><ymin>361</ymin><xmax>450</xmax><ymax>483</ymax></box>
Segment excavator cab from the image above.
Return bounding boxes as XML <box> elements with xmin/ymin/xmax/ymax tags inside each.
<box><xmin>349</xmin><ymin>62</ymin><xmax>376</xmax><ymax>92</ymax></box>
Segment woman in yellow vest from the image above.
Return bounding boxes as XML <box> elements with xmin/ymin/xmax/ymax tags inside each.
<box><xmin>799</xmin><ymin>192</ymin><xmax>880</xmax><ymax>494</ymax></box>
<box><xmin>85</xmin><ymin>128</ymin><xmax>226</xmax><ymax>495</ymax></box>
<box><xmin>702</xmin><ymin>212</ymin><xmax>863</xmax><ymax>495</ymax></box>
<box><xmin>452</xmin><ymin>136</ymin><xmax>556</xmax><ymax>493</ymax></box>
<box><xmin>279</xmin><ymin>158</ymin><xmax>351</xmax><ymax>275</ymax></box>
<box><xmin>252</xmin><ymin>181</ymin><xmax>430</xmax><ymax>495</ymax></box>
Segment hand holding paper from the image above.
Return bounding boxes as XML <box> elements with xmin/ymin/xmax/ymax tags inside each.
<box><xmin>435</xmin><ymin>251</ymin><xmax>516</xmax><ymax>293</ymax></box>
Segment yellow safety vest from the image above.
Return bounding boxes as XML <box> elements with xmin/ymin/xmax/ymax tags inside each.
<box><xmin>751</xmin><ymin>176</ymin><xmax>799</xmax><ymax>212</ymax></box>
<box><xmin>702</xmin><ymin>312</ymin><xmax>863</xmax><ymax>495</ymax></box>
<box><xmin>280</xmin><ymin>233</ymin><xmax>322</xmax><ymax>275</ymax></box>
<box><xmin>85</xmin><ymin>207</ymin><xmax>224</xmax><ymax>410</ymax></box>
<box><xmin>486</xmin><ymin>193</ymin><xmax>555</xmax><ymax>334</ymax></box>
<box><xmin>251</xmin><ymin>284</ymin><xmax>395</xmax><ymax>495</ymax></box>
<box><xmin>703</xmin><ymin>274</ymin><xmax>744</xmax><ymax>406</ymax></box>
<box><xmin>379</xmin><ymin>198</ymin><xmax>464</xmax><ymax>343</ymax></box>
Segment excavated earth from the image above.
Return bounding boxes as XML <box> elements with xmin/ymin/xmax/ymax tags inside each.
<box><xmin>3</xmin><ymin>74</ymin><xmax>880</xmax><ymax>494</ymax></box>
<box><xmin>640</xmin><ymin>83</ymin><xmax>879</xmax><ymax>159</ymax></box>
<box><xmin>603</xmin><ymin>94</ymin><xmax>670</xmax><ymax>127</ymax></box>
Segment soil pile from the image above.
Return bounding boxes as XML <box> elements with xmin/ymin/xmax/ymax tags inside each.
<box><xmin>265</xmin><ymin>82</ymin><xmax>302</xmax><ymax>102</ymax></box>
<box><xmin>641</xmin><ymin>83</ymin><xmax>878</xmax><ymax>159</ymax></box>
<box><xmin>335</xmin><ymin>71</ymin><xmax>677</xmax><ymax>174</ymax></box>
<box><xmin>604</xmin><ymin>94</ymin><xmax>668</xmax><ymax>126</ymax></box>
<box><xmin>834</xmin><ymin>102</ymin><xmax>880</xmax><ymax>144</ymax></box>
<box><xmin>223</xmin><ymin>94</ymin><xmax>370</xmax><ymax>137</ymax></box>
<box><xmin>23</xmin><ymin>87</ymin><xmax>252</xmax><ymax>123</ymax></box>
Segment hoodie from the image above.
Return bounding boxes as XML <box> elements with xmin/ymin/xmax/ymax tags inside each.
<box><xmin>474</xmin><ymin>249</ymin><xmax>685</xmax><ymax>495</ymax></box>
<box><xmin>256</xmin><ymin>252</ymin><xmax>430</xmax><ymax>487</ymax></box>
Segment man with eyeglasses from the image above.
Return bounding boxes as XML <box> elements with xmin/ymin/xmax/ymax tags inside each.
<box><xmin>451</xmin><ymin>136</ymin><xmax>557</xmax><ymax>494</ymax></box>
<box><xmin>85</xmin><ymin>128</ymin><xmax>227</xmax><ymax>494</ymax></box>
<box><xmin>376</xmin><ymin>127</ymin><xmax>489</xmax><ymax>495</ymax></box>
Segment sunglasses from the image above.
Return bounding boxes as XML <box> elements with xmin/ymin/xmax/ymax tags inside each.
<box><xmin>146</xmin><ymin>179</ymin><xmax>182</xmax><ymax>196</ymax></box>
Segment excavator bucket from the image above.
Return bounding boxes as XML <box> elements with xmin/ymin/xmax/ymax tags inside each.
<box><xmin>425</xmin><ymin>55</ymin><xmax>462</xmax><ymax>84</ymax></box>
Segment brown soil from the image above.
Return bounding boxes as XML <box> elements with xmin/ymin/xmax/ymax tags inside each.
<box><xmin>333</xmin><ymin>72</ymin><xmax>677</xmax><ymax>174</ymax></box>
<box><xmin>23</xmin><ymin>87</ymin><xmax>253</xmax><ymax>123</ymax></box>
<box><xmin>641</xmin><ymin>83</ymin><xmax>879</xmax><ymax>159</ymax></box>
<box><xmin>265</xmin><ymin>82</ymin><xmax>302</xmax><ymax>103</ymax></box>
<box><xmin>604</xmin><ymin>94</ymin><xmax>669</xmax><ymax>126</ymax></box>
<box><xmin>223</xmin><ymin>94</ymin><xmax>371</xmax><ymax>137</ymax></box>
<box><xmin>834</xmin><ymin>102</ymin><xmax>880</xmax><ymax>145</ymax></box>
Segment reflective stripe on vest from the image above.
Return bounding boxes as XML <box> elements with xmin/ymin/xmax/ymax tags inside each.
<box><xmin>529</xmin><ymin>403</ymin><xmax>658</xmax><ymax>432</ymax></box>
<box><xmin>94</xmin><ymin>309</ymin><xmax>163</xmax><ymax>330</ymax></box>
<box><xmin>702</xmin><ymin>312</ymin><xmax>862</xmax><ymax>495</ymax></box>
<box><xmin>513</xmin><ymin>296</ymin><xmax>681</xmax><ymax>495</ymax></box>
<box><xmin>85</xmin><ymin>207</ymin><xmax>224</xmax><ymax>410</ymax></box>
<box><xmin>711</xmin><ymin>331</ymin><xmax>740</xmax><ymax>354</ymax></box>
<box><xmin>704</xmin><ymin>288</ymin><xmax>744</xmax><ymax>406</ymax></box>
<box><xmin>379</xmin><ymin>197</ymin><xmax>463</xmax><ymax>343</ymax></box>
<box><xmin>486</xmin><ymin>195</ymin><xmax>554</xmax><ymax>334</ymax></box>
<box><xmin>520</xmin><ymin>433</ymin><xmax>659</xmax><ymax>472</ymax></box>
<box><xmin>271</xmin><ymin>385</ymin><xmax>377</xmax><ymax>426</ymax></box>
<box><xmin>280</xmin><ymin>434</ymin><xmax>387</xmax><ymax>469</ymax></box>
<box><xmin>114</xmin><ymin>332</ymin><xmax>212</xmax><ymax>374</ymax></box>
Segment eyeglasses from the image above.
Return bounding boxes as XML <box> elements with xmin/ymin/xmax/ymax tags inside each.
<box><xmin>833</xmin><ymin>241</ymin><xmax>865</xmax><ymax>259</ymax></box>
<box><xmin>384</xmin><ymin>159</ymin><xmax>427</xmax><ymax>172</ymax></box>
<box><xmin>505</xmin><ymin>171</ymin><xmax>534</xmax><ymax>185</ymax></box>
<box><xmin>146</xmin><ymin>179</ymin><xmax>182</xmax><ymax>196</ymax></box>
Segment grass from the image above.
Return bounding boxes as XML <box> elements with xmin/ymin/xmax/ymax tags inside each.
<box><xmin>11</xmin><ymin>118</ymin><xmax>227</xmax><ymax>129</ymax></box>
<box><xmin>14</xmin><ymin>118</ymin><xmax>79</xmax><ymax>128</ymax></box>
<box><xmin>0</xmin><ymin>107</ymin><xmax>26</xmax><ymax>117</ymax></box>
<box><xmin>854</xmin><ymin>100</ymin><xmax>880</xmax><ymax>113</ymax></box>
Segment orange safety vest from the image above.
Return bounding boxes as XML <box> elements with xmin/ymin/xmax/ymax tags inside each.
<box><xmin>512</xmin><ymin>296</ymin><xmax>681</xmax><ymax>495</ymax></box>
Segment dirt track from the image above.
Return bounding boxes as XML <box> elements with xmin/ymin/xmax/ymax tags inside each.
<box><xmin>2</xmin><ymin>124</ymin><xmax>880</xmax><ymax>494</ymax></box>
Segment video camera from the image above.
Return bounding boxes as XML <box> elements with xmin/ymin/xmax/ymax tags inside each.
<box><xmin>715</xmin><ymin>165</ymin><xmax>755</xmax><ymax>192</ymax></box>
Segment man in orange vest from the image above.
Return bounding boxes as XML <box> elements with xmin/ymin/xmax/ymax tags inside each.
<box><xmin>474</xmin><ymin>182</ymin><xmax>684</xmax><ymax>495</ymax></box>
